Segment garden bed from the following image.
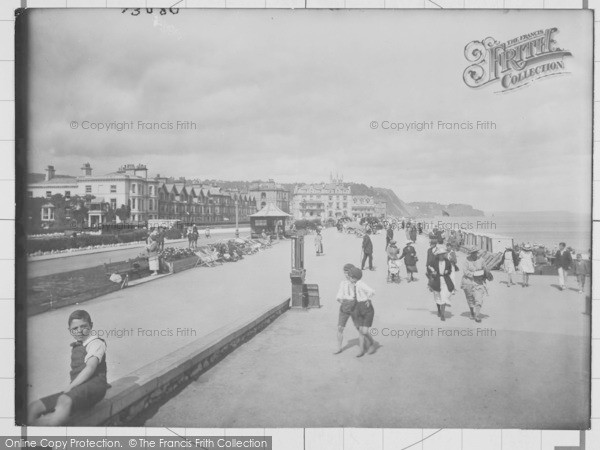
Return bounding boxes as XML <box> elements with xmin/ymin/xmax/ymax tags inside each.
<box><xmin>27</xmin><ymin>266</ymin><xmax>122</xmax><ymax>316</ymax></box>
<box><xmin>160</xmin><ymin>256</ymin><xmax>200</xmax><ymax>274</ymax></box>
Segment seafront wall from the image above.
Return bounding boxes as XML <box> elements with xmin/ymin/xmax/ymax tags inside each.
<box><xmin>71</xmin><ymin>298</ymin><xmax>291</xmax><ymax>426</ymax></box>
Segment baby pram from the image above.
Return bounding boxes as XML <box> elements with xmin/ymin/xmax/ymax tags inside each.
<box><xmin>387</xmin><ymin>258</ymin><xmax>401</xmax><ymax>283</ymax></box>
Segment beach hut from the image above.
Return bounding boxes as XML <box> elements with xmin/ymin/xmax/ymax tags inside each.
<box><xmin>463</xmin><ymin>231</ymin><xmax>514</xmax><ymax>253</ymax></box>
<box><xmin>249</xmin><ymin>202</ymin><xmax>291</xmax><ymax>238</ymax></box>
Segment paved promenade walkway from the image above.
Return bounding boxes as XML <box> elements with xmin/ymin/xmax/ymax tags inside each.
<box><xmin>148</xmin><ymin>229</ymin><xmax>590</xmax><ymax>429</ymax></box>
<box><xmin>27</xmin><ymin>239</ymin><xmax>291</xmax><ymax>403</ymax></box>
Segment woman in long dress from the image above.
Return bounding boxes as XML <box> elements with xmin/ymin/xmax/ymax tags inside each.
<box><xmin>500</xmin><ymin>246</ymin><xmax>518</xmax><ymax>287</ymax></box>
<box><xmin>427</xmin><ymin>246</ymin><xmax>455</xmax><ymax>321</ymax></box>
<box><xmin>314</xmin><ymin>230</ymin><xmax>323</xmax><ymax>256</ymax></box>
<box><xmin>519</xmin><ymin>243</ymin><xmax>535</xmax><ymax>287</ymax></box>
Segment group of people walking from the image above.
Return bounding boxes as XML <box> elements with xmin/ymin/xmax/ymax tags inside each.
<box><xmin>424</xmin><ymin>239</ymin><xmax>491</xmax><ymax>323</ymax></box>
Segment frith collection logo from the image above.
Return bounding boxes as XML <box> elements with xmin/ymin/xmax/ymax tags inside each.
<box><xmin>463</xmin><ymin>28</ymin><xmax>572</xmax><ymax>93</ymax></box>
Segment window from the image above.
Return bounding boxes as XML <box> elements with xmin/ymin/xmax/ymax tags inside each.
<box><xmin>45</xmin><ymin>191</ymin><xmax>52</xmax><ymax>198</ymax></box>
<box><xmin>41</xmin><ymin>207</ymin><xmax>54</xmax><ymax>221</ymax></box>
<box><xmin>132</xmin><ymin>184</ymin><xmax>136</xmax><ymax>194</ymax></box>
<box><xmin>65</xmin><ymin>191</ymin><xmax>71</xmax><ymax>199</ymax></box>
<box><xmin>132</xmin><ymin>198</ymin><xmax>136</xmax><ymax>209</ymax></box>
<box><xmin>343</xmin><ymin>203</ymin><xmax>347</xmax><ymax>208</ymax></box>
<box><xmin>110</xmin><ymin>198</ymin><xmax>117</xmax><ymax>210</ymax></box>
<box><xmin>149</xmin><ymin>186</ymin><xmax>154</xmax><ymax>196</ymax></box>
<box><xmin>85</xmin><ymin>185</ymin><xmax>91</xmax><ymax>194</ymax></box>
<box><xmin>110</xmin><ymin>185</ymin><xmax>117</xmax><ymax>193</ymax></box>
<box><xmin>149</xmin><ymin>199</ymin><xmax>153</xmax><ymax>210</ymax></box>
<box><xmin>261</xmin><ymin>193</ymin><xmax>266</xmax><ymax>199</ymax></box>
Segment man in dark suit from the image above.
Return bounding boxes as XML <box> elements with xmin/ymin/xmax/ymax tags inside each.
<box><xmin>361</xmin><ymin>230</ymin><xmax>374</xmax><ymax>271</ymax></box>
<box><xmin>554</xmin><ymin>242</ymin><xmax>573</xmax><ymax>291</ymax></box>
<box><xmin>385</xmin><ymin>226</ymin><xmax>394</xmax><ymax>250</ymax></box>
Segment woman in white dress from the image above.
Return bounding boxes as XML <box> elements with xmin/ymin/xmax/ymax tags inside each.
<box><xmin>500</xmin><ymin>246</ymin><xmax>518</xmax><ymax>287</ymax></box>
<box><xmin>519</xmin><ymin>243</ymin><xmax>535</xmax><ymax>287</ymax></box>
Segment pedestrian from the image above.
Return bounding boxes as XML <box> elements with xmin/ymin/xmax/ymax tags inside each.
<box><xmin>460</xmin><ymin>246</ymin><xmax>491</xmax><ymax>323</ymax></box>
<box><xmin>386</xmin><ymin>240</ymin><xmax>401</xmax><ymax>282</ymax></box>
<box><xmin>573</xmin><ymin>253</ymin><xmax>589</xmax><ymax>294</ymax></box>
<box><xmin>361</xmin><ymin>229</ymin><xmax>374</xmax><ymax>271</ymax></box>
<box><xmin>446</xmin><ymin>243</ymin><xmax>459</xmax><ymax>287</ymax></box>
<box><xmin>425</xmin><ymin>239</ymin><xmax>438</xmax><ymax>280</ymax></box>
<box><xmin>399</xmin><ymin>241</ymin><xmax>418</xmax><ymax>282</ymax></box>
<box><xmin>334</xmin><ymin>263</ymin><xmax>360</xmax><ymax>355</ymax></box>
<box><xmin>500</xmin><ymin>245</ymin><xmax>519</xmax><ymax>287</ymax></box>
<box><xmin>347</xmin><ymin>267</ymin><xmax>376</xmax><ymax>357</ymax></box>
<box><xmin>427</xmin><ymin>245</ymin><xmax>456</xmax><ymax>321</ymax></box>
<box><xmin>27</xmin><ymin>310</ymin><xmax>109</xmax><ymax>425</ymax></box>
<box><xmin>409</xmin><ymin>225</ymin><xmax>418</xmax><ymax>242</ymax></box>
<box><xmin>386</xmin><ymin>240</ymin><xmax>400</xmax><ymax>261</ymax></box>
<box><xmin>158</xmin><ymin>227</ymin><xmax>165</xmax><ymax>251</ymax></box>
<box><xmin>205</xmin><ymin>226</ymin><xmax>211</xmax><ymax>239</ymax></box>
<box><xmin>519</xmin><ymin>243</ymin><xmax>535</xmax><ymax>287</ymax></box>
<box><xmin>314</xmin><ymin>230</ymin><xmax>323</xmax><ymax>256</ymax></box>
<box><xmin>554</xmin><ymin>242</ymin><xmax>573</xmax><ymax>291</ymax></box>
<box><xmin>385</xmin><ymin>225</ymin><xmax>394</xmax><ymax>250</ymax></box>
<box><xmin>147</xmin><ymin>230</ymin><xmax>160</xmax><ymax>276</ymax></box>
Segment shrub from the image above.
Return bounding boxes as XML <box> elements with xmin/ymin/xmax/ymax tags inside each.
<box><xmin>26</xmin><ymin>230</ymin><xmax>148</xmax><ymax>254</ymax></box>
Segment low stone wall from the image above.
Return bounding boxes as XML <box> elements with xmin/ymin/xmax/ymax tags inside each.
<box><xmin>70</xmin><ymin>298</ymin><xmax>291</xmax><ymax>426</ymax></box>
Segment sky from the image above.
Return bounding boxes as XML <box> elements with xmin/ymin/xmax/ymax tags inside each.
<box><xmin>24</xmin><ymin>9</ymin><xmax>593</xmax><ymax>214</ymax></box>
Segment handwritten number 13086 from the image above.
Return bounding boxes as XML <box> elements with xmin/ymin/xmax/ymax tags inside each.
<box><xmin>122</xmin><ymin>8</ymin><xmax>179</xmax><ymax>15</ymax></box>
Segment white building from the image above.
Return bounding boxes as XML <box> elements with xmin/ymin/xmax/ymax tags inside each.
<box><xmin>292</xmin><ymin>176</ymin><xmax>352</xmax><ymax>221</ymax></box>
<box><xmin>28</xmin><ymin>163</ymin><xmax>160</xmax><ymax>225</ymax></box>
<box><xmin>351</xmin><ymin>195</ymin><xmax>376</xmax><ymax>218</ymax></box>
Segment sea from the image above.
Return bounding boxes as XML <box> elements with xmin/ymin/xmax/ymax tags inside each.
<box><xmin>421</xmin><ymin>211</ymin><xmax>592</xmax><ymax>254</ymax></box>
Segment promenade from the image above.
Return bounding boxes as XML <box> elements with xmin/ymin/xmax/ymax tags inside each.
<box><xmin>26</xmin><ymin>236</ymin><xmax>290</xmax><ymax>404</ymax></box>
<box><xmin>147</xmin><ymin>228</ymin><xmax>590</xmax><ymax>429</ymax></box>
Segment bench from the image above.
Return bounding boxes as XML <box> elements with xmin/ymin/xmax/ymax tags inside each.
<box><xmin>104</xmin><ymin>257</ymin><xmax>149</xmax><ymax>289</ymax></box>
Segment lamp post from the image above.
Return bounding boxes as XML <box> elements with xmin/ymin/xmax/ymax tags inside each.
<box><xmin>235</xmin><ymin>199</ymin><xmax>239</xmax><ymax>238</ymax></box>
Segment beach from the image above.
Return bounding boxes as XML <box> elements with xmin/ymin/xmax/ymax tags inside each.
<box><xmin>422</xmin><ymin>211</ymin><xmax>591</xmax><ymax>254</ymax></box>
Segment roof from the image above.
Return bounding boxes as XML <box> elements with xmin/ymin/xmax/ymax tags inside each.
<box><xmin>249</xmin><ymin>202</ymin><xmax>291</xmax><ymax>218</ymax></box>
<box><xmin>29</xmin><ymin>175</ymin><xmax>78</xmax><ymax>186</ymax></box>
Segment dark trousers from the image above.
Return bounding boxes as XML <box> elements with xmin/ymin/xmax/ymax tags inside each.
<box><xmin>361</xmin><ymin>252</ymin><xmax>373</xmax><ymax>270</ymax></box>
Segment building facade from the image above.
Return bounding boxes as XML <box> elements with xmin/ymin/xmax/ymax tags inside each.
<box><xmin>249</xmin><ymin>180</ymin><xmax>290</xmax><ymax>213</ymax></box>
<box><xmin>292</xmin><ymin>177</ymin><xmax>352</xmax><ymax>221</ymax></box>
<box><xmin>351</xmin><ymin>195</ymin><xmax>376</xmax><ymax>219</ymax></box>
<box><xmin>27</xmin><ymin>163</ymin><xmax>256</xmax><ymax>227</ymax></box>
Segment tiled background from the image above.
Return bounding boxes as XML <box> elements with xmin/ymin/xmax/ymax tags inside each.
<box><xmin>0</xmin><ymin>1</ymin><xmax>594</xmax><ymax>448</ymax></box>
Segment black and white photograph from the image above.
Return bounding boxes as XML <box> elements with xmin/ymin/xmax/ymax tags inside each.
<box><xmin>15</xmin><ymin>7</ymin><xmax>592</xmax><ymax>430</ymax></box>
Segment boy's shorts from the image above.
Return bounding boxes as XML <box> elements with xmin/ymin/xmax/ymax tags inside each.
<box><xmin>40</xmin><ymin>376</ymin><xmax>108</xmax><ymax>412</ymax></box>
<box><xmin>355</xmin><ymin>301</ymin><xmax>375</xmax><ymax>327</ymax></box>
<box><xmin>338</xmin><ymin>300</ymin><xmax>358</xmax><ymax>328</ymax></box>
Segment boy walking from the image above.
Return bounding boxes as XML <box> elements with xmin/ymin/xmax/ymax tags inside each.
<box><xmin>573</xmin><ymin>254</ymin><xmax>589</xmax><ymax>294</ymax></box>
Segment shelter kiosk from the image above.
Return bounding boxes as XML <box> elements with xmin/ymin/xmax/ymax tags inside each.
<box><xmin>250</xmin><ymin>203</ymin><xmax>291</xmax><ymax>238</ymax></box>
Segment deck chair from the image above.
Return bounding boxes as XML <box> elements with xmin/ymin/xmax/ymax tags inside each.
<box><xmin>196</xmin><ymin>248</ymin><xmax>222</xmax><ymax>267</ymax></box>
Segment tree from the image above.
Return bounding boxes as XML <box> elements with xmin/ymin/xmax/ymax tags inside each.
<box><xmin>116</xmin><ymin>204</ymin><xmax>131</xmax><ymax>223</ymax></box>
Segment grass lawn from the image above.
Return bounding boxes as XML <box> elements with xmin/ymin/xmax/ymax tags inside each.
<box><xmin>27</xmin><ymin>263</ymin><xmax>151</xmax><ymax>316</ymax></box>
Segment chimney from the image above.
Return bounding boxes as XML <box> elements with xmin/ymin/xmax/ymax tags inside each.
<box><xmin>81</xmin><ymin>163</ymin><xmax>92</xmax><ymax>176</ymax></box>
<box><xmin>45</xmin><ymin>165</ymin><xmax>56</xmax><ymax>181</ymax></box>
